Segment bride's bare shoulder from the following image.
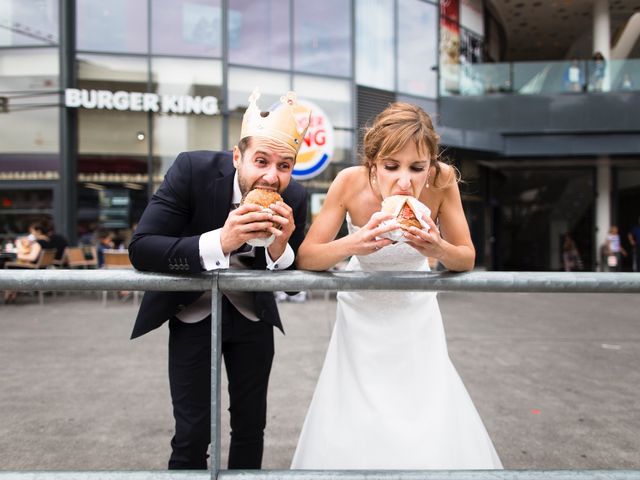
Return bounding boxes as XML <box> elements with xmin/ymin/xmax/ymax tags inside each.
<box><xmin>329</xmin><ymin>166</ymin><xmax>369</xmax><ymax>193</ymax></box>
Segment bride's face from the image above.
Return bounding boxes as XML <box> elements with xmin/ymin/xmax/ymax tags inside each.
<box><xmin>374</xmin><ymin>141</ymin><xmax>430</xmax><ymax>198</ymax></box>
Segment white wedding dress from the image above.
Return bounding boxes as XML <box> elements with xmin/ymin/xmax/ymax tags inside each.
<box><xmin>291</xmin><ymin>215</ymin><xmax>503</xmax><ymax>470</ymax></box>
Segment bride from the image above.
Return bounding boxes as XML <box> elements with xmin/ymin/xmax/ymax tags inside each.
<box><xmin>291</xmin><ymin>102</ymin><xmax>502</xmax><ymax>470</ymax></box>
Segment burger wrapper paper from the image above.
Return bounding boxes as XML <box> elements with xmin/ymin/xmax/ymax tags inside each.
<box><xmin>377</xmin><ymin>197</ymin><xmax>431</xmax><ymax>244</ymax></box>
<box><xmin>246</xmin><ymin>207</ymin><xmax>276</xmax><ymax>247</ymax></box>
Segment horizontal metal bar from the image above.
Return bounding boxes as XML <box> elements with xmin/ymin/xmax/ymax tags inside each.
<box><xmin>0</xmin><ymin>270</ymin><xmax>639</xmax><ymax>293</ymax></box>
<box><xmin>0</xmin><ymin>269</ymin><xmax>214</xmax><ymax>292</ymax></box>
<box><xmin>1</xmin><ymin>471</ymin><xmax>640</xmax><ymax>480</ymax></box>
<box><xmin>217</xmin><ymin>271</ymin><xmax>640</xmax><ymax>293</ymax></box>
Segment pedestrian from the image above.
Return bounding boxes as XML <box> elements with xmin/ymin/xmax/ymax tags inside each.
<box><xmin>562</xmin><ymin>233</ymin><xmax>582</xmax><ymax>272</ymax></box>
<box><xmin>128</xmin><ymin>88</ymin><xmax>311</xmax><ymax>470</ymax></box>
<box><xmin>605</xmin><ymin>225</ymin><xmax>627</xmax><ymax>272</ymax></box>
<box><xmin>628</xmin><ymin>216</ymin><xmax>640</xmax><ymax>272</ymax></box>
<box><xmin>564</xmin><ymin>59</ymin><xmax>583</xmax><ymax>92</ymax></box>
<box><xmin>589</xmin><ymin>51</ymin><xmax>606</xmax><ymax>92</ymax></box>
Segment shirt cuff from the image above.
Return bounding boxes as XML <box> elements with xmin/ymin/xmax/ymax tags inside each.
<box><xmin>199</xmin><ymin>229</ymin><xmax>230</xmax><ymax>270</ymax></box>
<box><xmin>265</xmin><ymin>243</ymin><xmax>294</xmax><ymax>270</ymax></box>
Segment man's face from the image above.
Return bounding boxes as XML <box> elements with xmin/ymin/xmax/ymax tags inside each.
<box><xmin>233</xmin><ymin>137</ymin><xmax>296</xmax><ymax>197</ymax></box>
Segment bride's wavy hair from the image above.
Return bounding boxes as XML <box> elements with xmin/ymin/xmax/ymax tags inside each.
<box><xmin>362</xmin><ymin>102</ymin><xmax>455</xmax><ymax>188</ymax></box>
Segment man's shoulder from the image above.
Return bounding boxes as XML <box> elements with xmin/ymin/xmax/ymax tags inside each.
<box><xmin>170</xmin><ymin>150</ymin><xmax>234</xmax><ymax>178</ymax></box>
<box><xmin>178</xmin><ymin>150</ymin><xmax>232</xmax><ymax>166</ymax></box>
<box><xmin>283</xmin><ymin>178</ymin><xmax>307</xmax><ymax>201</ymax></box>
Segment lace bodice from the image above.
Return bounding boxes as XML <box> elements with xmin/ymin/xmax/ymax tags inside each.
<box><xmin>345</xmin><ymin>213</ymin><xmax>430</xmax><ymax>273</ymax></box>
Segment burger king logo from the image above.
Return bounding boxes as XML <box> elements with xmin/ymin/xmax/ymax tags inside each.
<box><xmin>293</xmin><ymin>100</ymin><xmax>334</xmax><ymax>181</ymax></box>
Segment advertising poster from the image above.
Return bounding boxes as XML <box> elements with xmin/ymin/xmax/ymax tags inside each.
<box><xmin>439</xmin><ymin>0</ymin><xmax>460</xmax><ymax>94</ymax></box>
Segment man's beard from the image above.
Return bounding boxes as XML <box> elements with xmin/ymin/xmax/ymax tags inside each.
<box><xmin>237</xmin><ymin>172</ymin><xmax>280</xmax><ymax>198</ymax></box>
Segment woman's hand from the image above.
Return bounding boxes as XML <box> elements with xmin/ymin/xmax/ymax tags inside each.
<box><xmin>403</xmin><ymin>213</ymin><xmax>444</xmax><ymax>259</ymax></box>
<box><xmin>347</xmin><ymin>212</ymin><xmax>398</xmax><ymax>256</ymax></box>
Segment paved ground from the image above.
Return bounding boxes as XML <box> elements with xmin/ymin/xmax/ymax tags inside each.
<box><xmin>1</xmin><ymin>290</ymin><xmax>639</xmax><ymax>471</ymax></box>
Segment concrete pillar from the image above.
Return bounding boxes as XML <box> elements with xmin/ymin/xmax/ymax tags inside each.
<box><xmin>596</xmin><ymin>157</ymin><xmax>611</xmax><ymax>270</ymax></box>
<box><xmin>593</xmin><ymin>0</ymin><xmax>611</xmax><ymax>91</ymax></box>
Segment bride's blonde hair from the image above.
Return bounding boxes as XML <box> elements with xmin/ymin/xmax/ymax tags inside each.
<box><xmin>362</xmin><ymin>102</ymin><xmax>452</xmax><ymax>188</ymax></box>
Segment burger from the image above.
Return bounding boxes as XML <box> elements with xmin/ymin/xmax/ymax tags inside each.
<box><xmin>381</xmin><ymin>195</ymin><xmax>425</xmax><ymax>231</ymax></box>
<box><xmin>241</xmin><ymin>188</ymin><xmax>285</xmax><ymax>246</ymax></box>
<box><xmin>242</xmin><ymin>188</ymin><xmax>283</xmax><ymax>211</ymax></box>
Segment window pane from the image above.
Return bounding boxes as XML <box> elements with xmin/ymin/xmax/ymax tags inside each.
<box><xmin>152</xmin><ymin>58</ymin><xmax>223</xmax><ymax>180</ymax></box>
<box><xmin>0</xmin><ymin>49</ymin><xmax>59</xmax><ymax>176</ymax></box>
<box><xmin>152</xmin><ymin>0</ymin><xmax>222</xmax><ymax>57</ymax></box>
<box><xmin>77</xmin><ymin>0</ymin><xmax>148</xmax><ymax>53</ymax></box>
<box><xmin>294</xmin><ymin>0</ymin><xmax>351</xmax><ymax>77</ymax></box>
<box><xmin>293</xmin><ymin>74</ymin><xmax>352</xmax><ymax>128</ymax></box>
<box><xmin>0</xmin><ymin>0</ymin><xmax>58</xmax><ymax>46</ymax></box>
<box><xmin>398</xmin><ymin>0</ymin><xmax>438</xmax><ymax>98</ymax></box>
<box><xmin>460</xmin><ymin>0</ymin><xmax>484</xmax><ymax>36</ymax></box>
<box><xmin>227</xmin><ymin>67</ymin><xmax>291</xmax><ymax>147</ymax></box>
<box><xmin>229</xmin><ymin>0</ymin><xmax>289</xmax><ymax>69</ymax></box>
<box><xmin>76</xmin><ymin>54</ymin><xmax>149</xmax><ymax>176</ymax></box>
<box><xmin>355</xmin><ymin>0</ymin><xmax>394</xmax><ymax>90</ymax></box>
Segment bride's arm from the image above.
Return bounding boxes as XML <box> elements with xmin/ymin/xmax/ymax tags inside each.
<box><xmin>296</xmin><ymin>170</ymin><xmax>395</xmax><ymax>271</ymax></box>
<box><xmin>405</xmin><ymin>166</ymin><xmax>475</xmax><ymax>272</ymax></box>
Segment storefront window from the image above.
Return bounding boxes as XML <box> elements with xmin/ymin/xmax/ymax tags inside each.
<box><xmin>293</xmin><ymin>0</ymin><xmax>351</xmax><ymax>77</ymax></box>
<box><xmin>355</xmin><ymin>0</ymin><xmax>394</xmax><ymax>91</ymax></box>
<box><xmin>228</xmin><ymin>0</ymin><xmax>289</xmax><ymax>69</ymax></box>
<box><xmin>152</xmin><ymin>57</ymin><xmax>223</xmax><ymax>182</ymax></box>
<box><xmin>0</xmin><ymin>0</ymin><xmax>58</xmax><ymax>46</ymax></box>
<box><xmin>398</xmin><ymin>0</ymin><xmax>438</xmax><ymax>98</ymax></box>
<box><xmin>152</xmin><ymin>0</ymin><xmax>222</xmax><ymax>57</ymax></box>
<box><xmin>489</xmin><ymin>167</ymin><xmax>595</xmax><ymax>271</ymax></box>
<box><xmin>227</xmin><ymin>67</ymin><xmax>290</xmax><ymax>147</ymax></box>
<box><xmin>293</xmin><ymin>74</ymin><xmax>352</xmax><ymax>129</ymax></box>
<box><xmin>76</xmin><ymin>54</ymin><xmax>149</xmax><ymax>177</ymax></box>
<box><xmin>0</xmin><ymin>48</ymin><xmax>59</xmax><ymax>178</ymax></box>
<box><xmin>77</xmin><ymin>0</ymin><xmax>148</xmax><ymax>53</ymax></box>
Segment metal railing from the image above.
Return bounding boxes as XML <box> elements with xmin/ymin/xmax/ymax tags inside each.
<box><xmin>1</xmin><ymin>269</ymin><xmax>640</xmax><ymax>480</ymax></box>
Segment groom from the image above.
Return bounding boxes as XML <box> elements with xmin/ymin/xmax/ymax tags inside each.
<box><xmin>128</xmin><ymin>89</ymin><xmax>311</xmax><ymax>470</ymax></box>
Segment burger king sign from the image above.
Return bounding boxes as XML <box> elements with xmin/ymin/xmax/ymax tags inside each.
<box><xmin>292</xmin><ymin>100</ymin><xmax>334</xmax><ymax>180</ymax></box>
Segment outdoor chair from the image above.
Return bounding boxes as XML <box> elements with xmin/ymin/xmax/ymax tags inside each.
<box><xmin>4</xmin><ymin>248</ymin><xmax>58</xmax><ymax>304</ymax></box>
<box><xmin>64</xmin><ymin>246</ymin><xmax>98</xmax><ymax>269</ymax></box>
<box><xmin>101</xmin><ymin>249</ymin><xmax>139</xmax><ymax>306</ymax></box>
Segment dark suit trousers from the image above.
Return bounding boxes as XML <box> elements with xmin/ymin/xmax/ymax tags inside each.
<box><xmin>167</xmin><ymin>298</ymin><xmax>274</xmax><ymax>470</ymax></box>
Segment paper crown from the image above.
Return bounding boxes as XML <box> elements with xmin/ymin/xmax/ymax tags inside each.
<box><xmin>240</xmin><ymin>88</ymin><xmax>312</xmax><ymax>153</ymax></box>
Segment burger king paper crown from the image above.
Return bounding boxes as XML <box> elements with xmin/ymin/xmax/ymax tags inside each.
<box><xmin>240</xmin><ymin>88</ymin><xmax>312</xmax><ymax>153</ymax></box>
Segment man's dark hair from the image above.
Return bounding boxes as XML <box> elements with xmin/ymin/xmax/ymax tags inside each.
<box><xmin>237</xmin><ymin>137</ymin><xmax>251</xmax><ymax>157</ymax></box>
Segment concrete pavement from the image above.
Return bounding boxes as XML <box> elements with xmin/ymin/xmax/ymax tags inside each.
<box><xmin>1</xmin><ymin>290</ymin><xmax>639</xmax><ymax>470</ymax></box>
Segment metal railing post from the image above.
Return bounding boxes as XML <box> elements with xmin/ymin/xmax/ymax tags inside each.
<box><xmin>211</xmin><ymin>272</ymin><xmax>222</xmax><ymax>478</ymax></box>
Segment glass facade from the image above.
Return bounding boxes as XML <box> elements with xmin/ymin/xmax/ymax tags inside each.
<box><xmin>0</xmin><ymin>0</ymin><xmax>59</xmax><ymax>46</ymax></box>
<box><xmin>2</xmin><ymin>0</ymin><xmax>634</xmax><ymax>271</ymax></box>
<box><xmin>152</xmin><ymin>0</ymin><xmax>222</xmax><ymax>57</ymax></box>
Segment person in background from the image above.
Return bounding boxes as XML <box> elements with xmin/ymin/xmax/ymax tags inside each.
<box><xmin>589</xmin><ymin>51</ymin><xmax>606</xmax><ymax>92</ymax></box>
<box><xmin>628</xmin><ymin>216</ymin><xmax>640</xmax><ymax>272</ymax></box>
<box><xmin>605</xmin><ymin>225</ymin><xmax>627</xmax><ymax>272</ymax></box>
<box><xmin>562</xmin><ymin>233</ymin><xmax>582</xmax><ymax>272</ymax></box>
<box><xmin>95</xmin><ymin>228</ymin><xmax>115</xmax><ymax>268</ymax></box>
<box><xmin>44</xmin><ymin>220</ymin><xmax>68</xmax><ymax>263</ymax></box>
<box><xmin>3</xmin><ymin>221</ymin><xmax>49</xmax><ymax>303</ymax></box>
<box><xmin>564</xmin><ymin>59</ymin><xmax>583</xmax><ymax>92</ymax></box>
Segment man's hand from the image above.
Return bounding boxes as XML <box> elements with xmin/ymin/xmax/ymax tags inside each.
<box><xmin>266</xmin><ymin>201</ymin><xmax>295</xmax><ymax>260</ymax></box>
<box><xmin>219</xmin><ymin>204</ymin><xmax>276</xmax><ymax>255</ymax></box>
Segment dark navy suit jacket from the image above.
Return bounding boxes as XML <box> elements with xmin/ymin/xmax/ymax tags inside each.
<box><xmin>128</xmin><ymin>150</ymin><xmax>308</xmax><ymax>339</ymax></box>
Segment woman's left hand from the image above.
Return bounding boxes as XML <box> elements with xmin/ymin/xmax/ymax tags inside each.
<box><xmin>403</xmin><ymin>213</ymin><xmax>444</xmax><ymax>259</ymax></box>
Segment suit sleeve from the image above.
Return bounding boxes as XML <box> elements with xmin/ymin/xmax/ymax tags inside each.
<box><xmin>128</xmin><ymin>152</ymin><xmax>203</xmax><ymax>274</ymax></box>
<box><xmin>286</xmin><ymin>185</ymin><xmax>308</xmax><ymax>271</ymax></box>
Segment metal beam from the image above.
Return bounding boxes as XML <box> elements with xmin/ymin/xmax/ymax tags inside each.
<box><xmin>1</xmin><ymin>270</ymin><xmax>640</xmax><ymax>293</ymax></box>
<box><xmin>1</xmin><ymin>470</ymin><xmax>640</xmax><ymax>480</ymax></box>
